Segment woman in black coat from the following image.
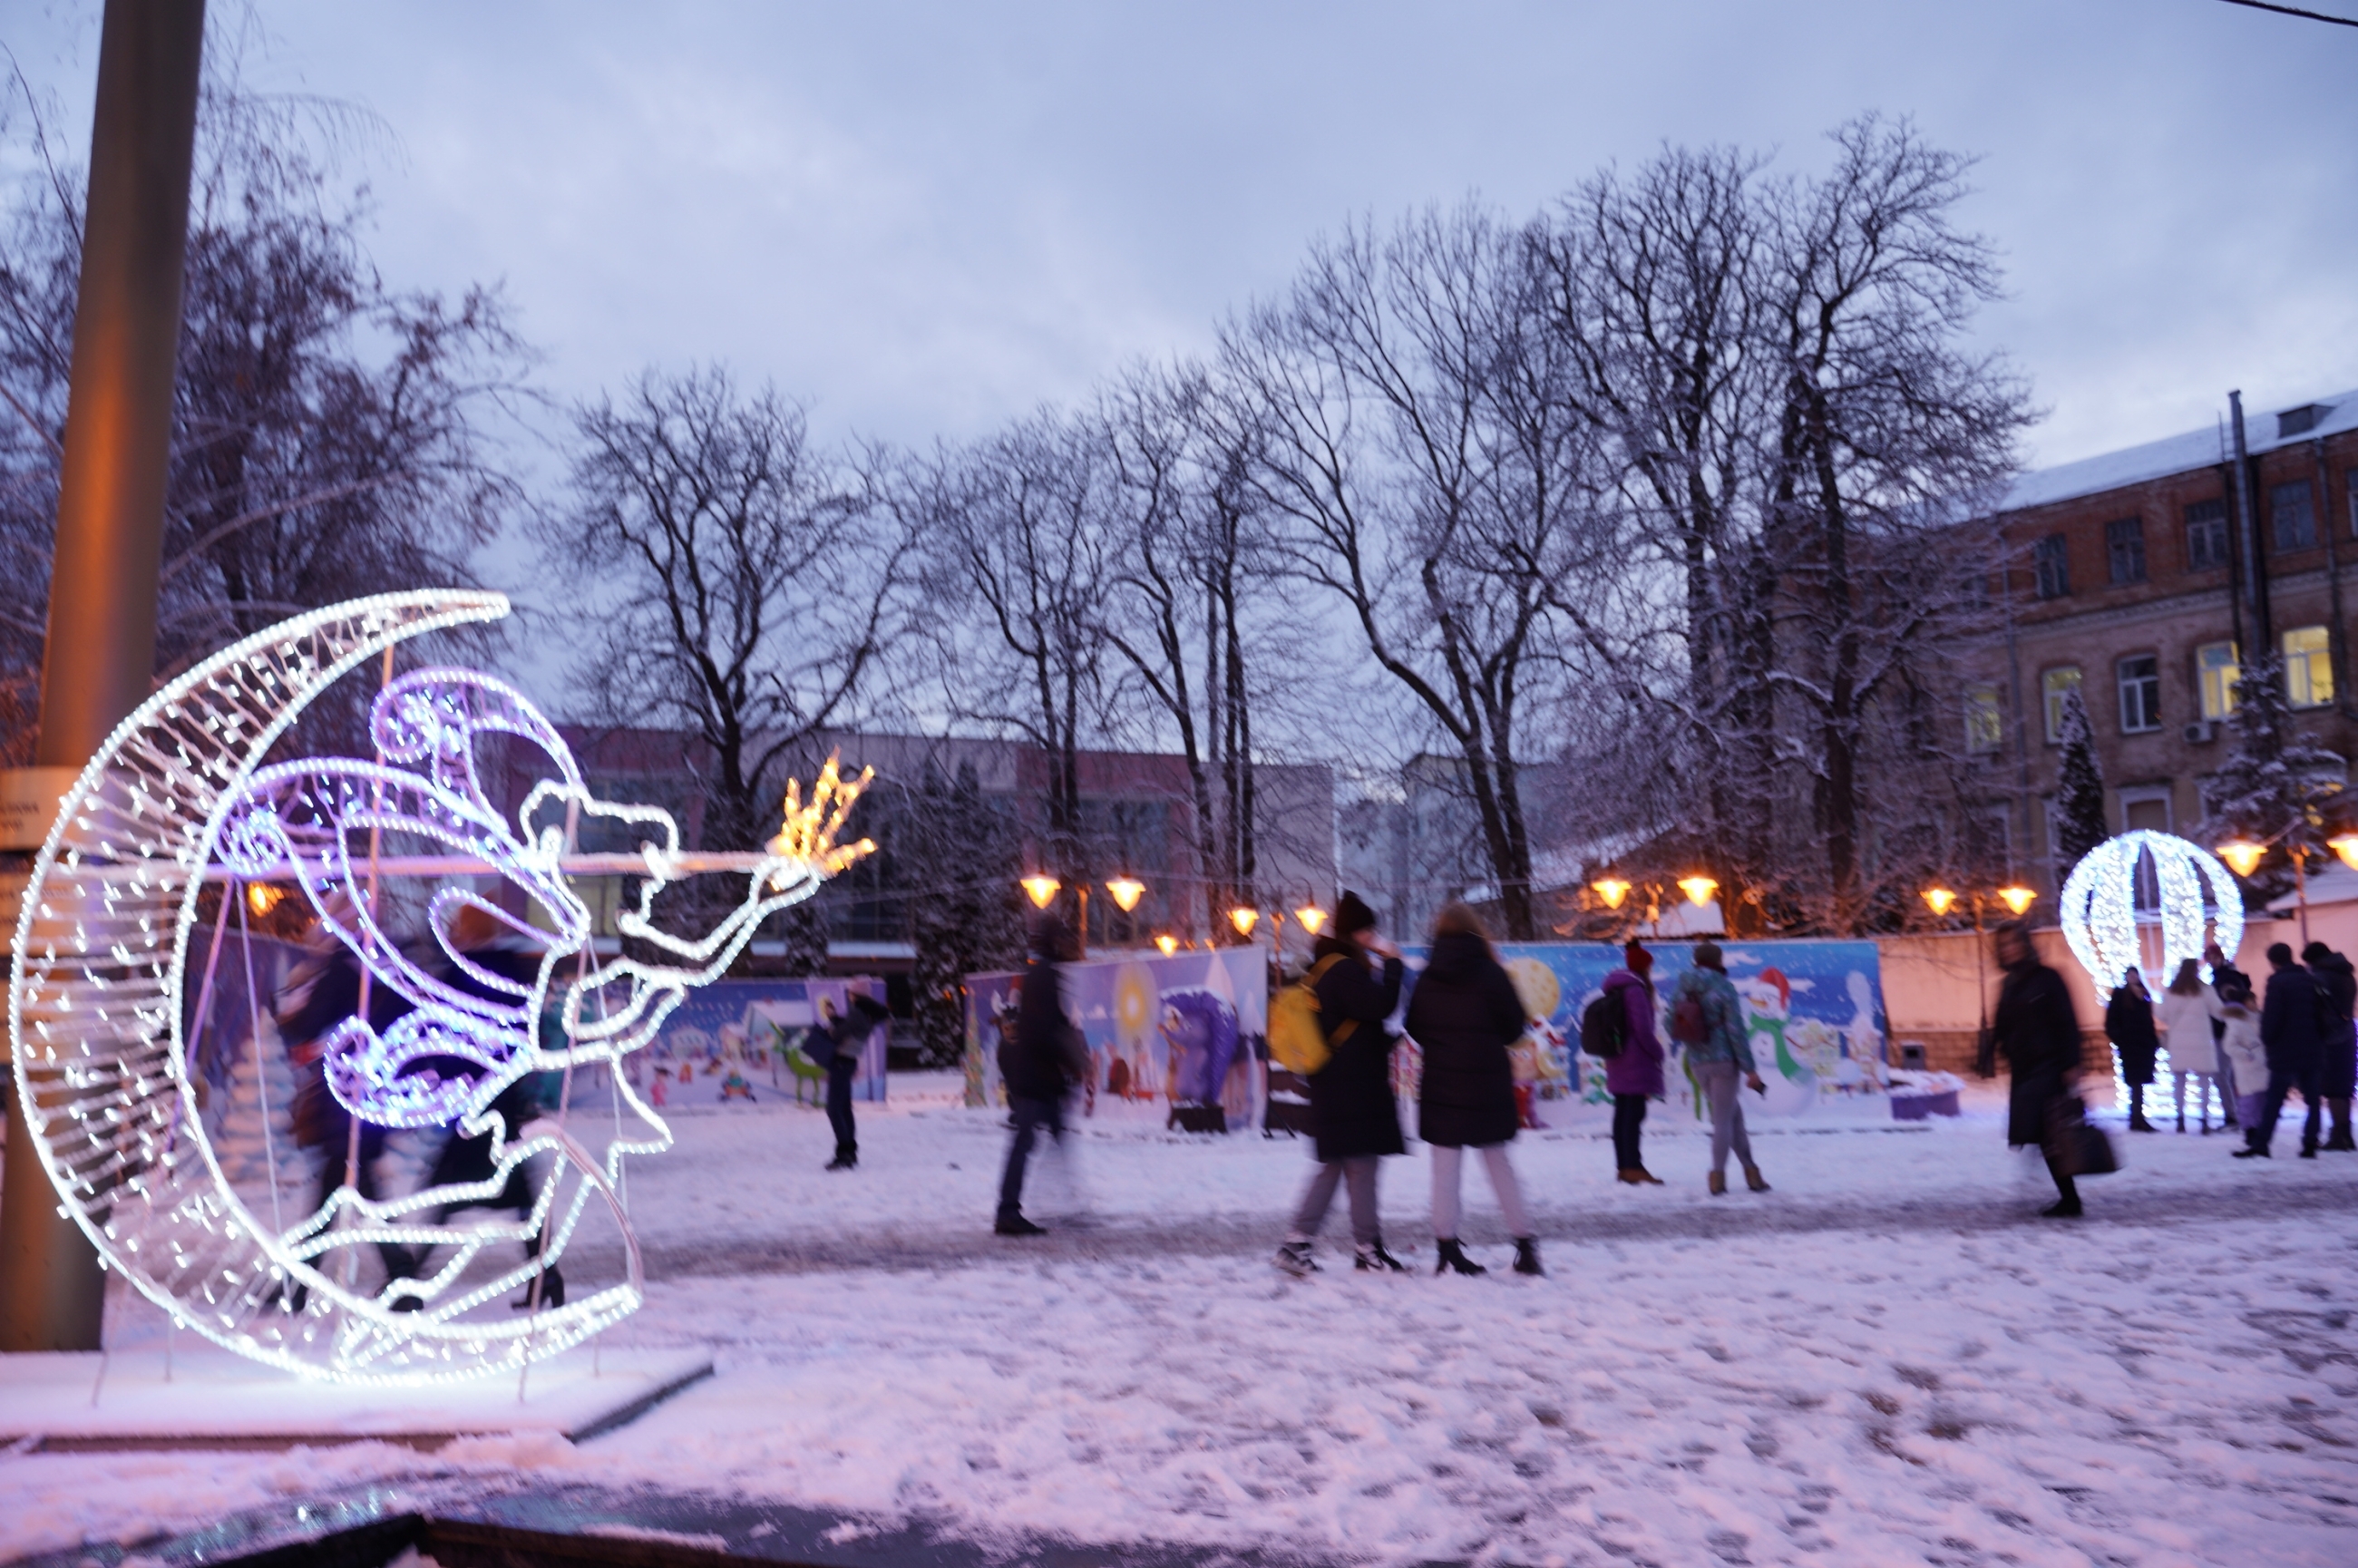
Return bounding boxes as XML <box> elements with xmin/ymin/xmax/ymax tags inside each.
<box><xmin>1403</xmin><ymin>904</ymin><xmax>1542</xmax><ymax>1277</ymax></box>
<box><xmin>1275</xmin><ymin>892</ymin><xmax>1409</xmax><ymax>1275</ymax></box>
<box><xmin>1992</xmin><ymin>922</ymin><xmax>2089</xmax><ymax>1217</ymax></box>
<box><xmin>2105</xmin><ymin>969</ymin><xmax>2160</xmax><ymax>1132</ymax></box>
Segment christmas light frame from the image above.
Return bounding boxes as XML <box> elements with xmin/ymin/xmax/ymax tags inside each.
<box><xmin>7</xmin><ymin>590</ymin><xmax>867</xmax><ymax>1384</ymax></box>
<box><xmin>2057</xmin><ymin>830</ymin><xmax>2244</xmax><ymax>993</ymax></box>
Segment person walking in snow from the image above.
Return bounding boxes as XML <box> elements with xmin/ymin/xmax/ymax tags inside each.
<box><xmin>2303</xmin><ymin>941</ymin><xmax>2357</xmax><ymax>1153</ymax></box>
<box><xmin>1601</xmin><ymin>940</ymin><xmax>1666</xmax><ymax>1185</ymax></box>
<box><xmin>815</xmin><ymin>991</ymin><xmax>890</xmax><ymax>1171</ymax></box>
<box><xmin>1275</xmin><ymin>891</ymin><xmax>1410</xmax><ymax>1276</ymax></box>
<box><xmin>1991</xmin><ymin>921</ymin><xmax>2088</xmax><ymax>1218</ymax></box>
<box><xmin>1403</xmin><ymin>904</ymin><xmax>1542</xmax><ymax>1278</ymax></box>
<box><xmin>2205</xmin><ymin>941</ymin><xmax>2250</xmax><ymax>1132</ymax></box>
<box><xmin>2240</xmin><ymin>942</ymin><xmax>2324</xmax><ymax>1161</ymax></box>
<box><xmin>1669</xmin><ymin>941</ymin><xmax>1768</xmax><ymax>1196</ymax></box>
<box><xmin>2157</xmin><ymin>959</ymin><xmax>2221</xmax><ymax>1133</ymax></box>
<box><xmin>2106</xmin><ymin>968</ymin><xmax>2161</xmax><ymax>1133</ymax></box>
<box><xmin>995</xmin><ymin>914</ymin><xmax>1083</xmax><ymax>1236</ymax></box>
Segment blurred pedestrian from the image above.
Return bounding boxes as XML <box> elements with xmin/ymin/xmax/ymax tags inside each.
<box><xmin>1600</xmin><ymin>940</ymin><xmax>1666</xmax><ymax>1185</ymax></box>
<box><xmin>816</xmin><ymin>991</ymin><xmax>891</xmax><ymax>1171</ymax></box>
<box><xmin>1274</xmin><ymin>891</ymin><xmax>1410</xmax><ymax>1276</ymax></box>
<box><xmin>1669</xmin><ymin>941</ymin><xmax>1768</xmax><ymax>1195</ymax></box>
<box><xmin>2304</xmin><ymin>941</ymin><xmax>2357</xmax><ymax>1153</ymax></box>
<box><xmin>2206</xmin><ymin>942</ymin><xmax>2250</xmax><ymax>1131</ymax></box>
<box><xmin>2106</xmin><ymin>967</ymin><xmax>2160</xmax><ymax>1133</ymax></box>
<box><xmin>2157</xmin><ymin>959</ymin><xmax>2220</xmax><ymax>1133</ymax></box>
<box><xmin>1404</xmin><ymin>904</ymin><xmax>1542</xmax><ymax>1278</ymax></box>
<box><xmin>2214</xmin><ymin>977</ymin><xmax>2266</xmax><ymax>1132</ymax></box>
<box><xmin>2238</xmin><ymin>942</ymin><xmax>2323</xmax><ymax>1160</ymax></box>
<box><xmin>1990</xmin><ymin>920</ymin><xmax>2087</xmax><ymax>1218</ymax></box>
<box><xmin>995</xmin><ymin>915</ymin><xmax>1082</xmax><ymax>1236</ymax></box>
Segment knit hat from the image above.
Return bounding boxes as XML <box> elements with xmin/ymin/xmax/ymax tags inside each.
<box><xmin>1334</xmin><ymin>891</ymin><xmax>1378</xmax><ymax>938</ymax></box>
<box><xmin>1693</xmin><ymin>940</ymin><xmax>1724</xmax><ymax>970</ymax></box>
<box><xmin>1624</xmin><ymin>940</ymin><xmax>1652</xmax><ymax>975</ymax></box>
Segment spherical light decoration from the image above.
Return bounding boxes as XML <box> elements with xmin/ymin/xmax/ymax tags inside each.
<box><xmin>2057</xmin><ymin>830</ymin><xmax>2243</xmax><ymax>991</ymax></box>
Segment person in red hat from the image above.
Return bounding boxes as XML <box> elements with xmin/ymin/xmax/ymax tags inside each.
<box><xmin>1599</xmin><ymin>940</ymin><xmax>1666</xmax><ymax>1184</ymax></box>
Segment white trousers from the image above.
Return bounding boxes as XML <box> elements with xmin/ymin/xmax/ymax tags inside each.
<box><xmin>1430</xmin><ymin>1143</ymin><xmax>1533</xmax><ymax>1240</ymax></box>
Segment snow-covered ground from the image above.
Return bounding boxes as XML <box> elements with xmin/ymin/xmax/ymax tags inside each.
<box><xmin>8</xmin><ymin>1076</ymin><xmax>2358</xmax><ymax>1566</ymax></box>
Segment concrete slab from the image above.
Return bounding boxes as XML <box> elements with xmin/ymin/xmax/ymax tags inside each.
<box><xmin>0</xmin><ymin>1345</ymin><xmax>711</xmax><ymax>1452</ymax></box>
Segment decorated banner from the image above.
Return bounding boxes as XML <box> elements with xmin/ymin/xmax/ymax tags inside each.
<box><xmin>964</xmin><ymin>946</ymin><xmax>1269</xmax><ymax>1129</ymax></box>
<box><xmin>642</xmin><ymin>977</ymin><xmax>890</xmax><ymax>1107</ymax></box>
<box><xmin>1403</xmin><ymin>940</ymin><xmax>1893</xmax><ymax>1124</ymax></box>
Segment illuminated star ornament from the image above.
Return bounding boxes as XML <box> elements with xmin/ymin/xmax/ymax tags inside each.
<box><xmin>7</xmin><ymin>590</ymin><xmax>872</xmax><ymax>1384</ymax></box>
<box><xmin>2057</xmin><ymin>830</ymin><xmax>2243</xmax><ymax>992</ymax></box>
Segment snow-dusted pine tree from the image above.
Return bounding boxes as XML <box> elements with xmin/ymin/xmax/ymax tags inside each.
<box><xmin>2196</xmin><ymin>652</ymin><xmax>2346</xmax><ymax>895</ymax></box>
<box><xmin>2050</xmin><ymin>687</ymin><xmax>2109</xmax><ymax>883</ymax></box>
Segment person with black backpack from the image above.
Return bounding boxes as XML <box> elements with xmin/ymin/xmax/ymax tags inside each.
<box><xmin>2239</xmin><ymin>942</ymin><xmax>2324</xmax><ymax>1161</ymax></box>
<box><xmin>2302</xmin><ymin>941</ymin><xmax>2357</xmax><ymax>1152</ymax></box>
<box><xmin>1588</xmin><ymin>940</ymin><xmax>1665</xmax><ymax>1185</ymax></box>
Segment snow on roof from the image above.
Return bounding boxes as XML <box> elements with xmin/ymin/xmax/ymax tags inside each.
<box><xmin>2002</xmin><ymin>389</ymin><xmax>2358</xmax><ymax>514</ymax></box>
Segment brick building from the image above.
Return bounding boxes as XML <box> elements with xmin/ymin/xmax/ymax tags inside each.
<box><xmin>1968</xmin><ymin>389</ymin><xmax>2358</xmax><ymax>897</ymax></box>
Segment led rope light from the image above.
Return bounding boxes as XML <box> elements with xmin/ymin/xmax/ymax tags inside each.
<box><xmin>2057</xmin><ymin>830</ymin><xmax>2244</xmax><ymax>992</ymax></box>
<box><xmin>7</xmin><ymin>591</ymin><xmax>871</xmax><ymax>1384</ymax></box>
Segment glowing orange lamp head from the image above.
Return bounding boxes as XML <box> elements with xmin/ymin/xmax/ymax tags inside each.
<box><xmin>1296</xmin><ymin>905</ymin><xmax>1327</xmax><ymax>935</ymax></box>
<box><xmin>1021</xmin><ymin>874</ymin><xmax>1061</xmax><ymax>909</ymax></box>
<box><xmin>1155</xmin><ymin>933</ymin><xmax>1179</xmax><ymax>957</ymax></box>
<box><xmin>1591</xmin><ymin>876</ymin><xmax>1631</xmax><ymax>910</ymax></box>
<box><xmin>2217</xmin><ymin>840</ymin><xmax>2265</xmax><ymax>879</ymax></box>
<box><xmin>245</xmin><ymin>883</ymin><xmax>284</xmax><ymax>918</ymax></box>
<box><xmin>1229</xmin><ymin>907</ymin><xmax>1260</xmax><ymax>937</ymax></box>
<box><xmin>1921</xmin><ymin>886</ymin><xmax>1958</xmax><ymax>917</ymax></box>
<box><xmin>1996</xmin><ymin>885</ymin><xmax>2036</xmax><ymax>916</ymax></box>
<box><xmin>1106</xmin><ymin>876</ymin><xmax>1145</xmax><ymax>912</ymax></box>
<box><xmin>2332</xmin><ymin>836</ymin><xmax>2358</xmax><ymax>875</ymax></box>
<box><xmin>1677</xmin><ymin>874</ymin><xmax>1718</xmax><ymax>908</ymax></box>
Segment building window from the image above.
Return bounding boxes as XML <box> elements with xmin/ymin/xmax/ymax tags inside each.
<box><xmin>1964</xmin><ymin>686</ymin><xmax>2003</xmax><ymax>754</ymax></box>
<box><xmin>2197</xmin><ymin>641</ymin><xmax>2240</xmax><ymax>720</ymax></box>
<box><xmin>2284</xmin><ymin>625</ymin><xmax>2334</xmax><ymax>708</ymax></box>
<box><xmin>2041</xmin><ymin>667</ymin><xmax>2083</xmax><ymax>743</ymax></box>
<box><xmin>2117</xmin><ymin>655</ymin><xmax>2161</xmax><ymax>734</ymax></box>
<box><xmin>2274</xmin><ymin>479</ymin><xmax>2317</xmax><ymax>552</ymax></box>
<box><xmin>2186</xmin><ymin>498</ymin><xmax>2229</xmax><ymax>570</ymax></box>
<box><xmin>2033</xmin><ymin>533</ymin><xmax>2070</xmax><ymax>599</ymax></box>
<box><xmin>2104</xmin><ymin>518</ymin><xmax>2146</xmax><ymax>584</ymax></box>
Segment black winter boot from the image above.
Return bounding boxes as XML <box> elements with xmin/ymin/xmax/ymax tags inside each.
<box><xmin>1512</xmin><ymin>1238</ymin><xmax>1544</xmax><ymax>1277</ymax></box>
<box><xmin>826</xmin><ymin>1144</ymin><xmax>857</xmax><ymax>1171</ymax></box>
<box><xmin>1435</xmin><ymin>1238</ymin><xmax>1486</xmax><ymax>1277</ymax></box>
<box><xmin>1354</xmin><ymin>1240</ymin><xmax>1408</xmax><ymax>1272</ymax></box>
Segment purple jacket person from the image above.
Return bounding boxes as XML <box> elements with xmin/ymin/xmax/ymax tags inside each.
<box><xmin>1603</xmin><ymin>942</ymin><xmax>1666</xmax><ymax>1183</ymax></box>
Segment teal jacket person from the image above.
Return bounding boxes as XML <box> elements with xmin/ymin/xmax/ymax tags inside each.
<box><xmin>1671</xmin><ymin>963</ymin><xmax>1755</xmax><ymax>1073</ymax></box>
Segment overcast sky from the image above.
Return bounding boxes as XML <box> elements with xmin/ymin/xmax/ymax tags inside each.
<box><xmin>10</xmin><ymin>0</ymin><xmax>2356</xmax><ymax>472</ymax></box>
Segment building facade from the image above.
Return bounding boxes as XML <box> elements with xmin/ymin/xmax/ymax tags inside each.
<box><xmin>1968</xmin><ymin>390</ymin><xmax>2358</xmax><ymax>897</ymax></box>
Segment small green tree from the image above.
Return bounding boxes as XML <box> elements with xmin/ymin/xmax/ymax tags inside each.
<box><xmin>2050</xmin><ymin>686</ymin><xmax>2109</xmax><ymax>884</ymax></box>
<box><xmin>902</xmin><ymin>760</ymin><xmax>1024</xmax><ymax>1067</ymax></box>
<box><xmin>2196</xmin><ymin>653</ymin><xmax>2346</xmax><ymax>896</ymax></box>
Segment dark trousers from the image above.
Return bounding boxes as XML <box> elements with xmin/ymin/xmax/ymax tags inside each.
<box><xmin>998</xmin><ymin>1095</ymin><xmax>1065</xmax><ymax>1222</ymax></box>
<box><xmin>1612</xmin><ymin>1094</ymin><xmax>1648</xmax><ymax>1170</ymax></box>
<box><xmin>2255</xmin><ymin>1060</ymin><xmax>2324</xmax><ymax>1154</ymax></box>
<box><xmin>308</xmin><ymin>1120</ymin><xmax>411</xmax><ymax>1277</ymax></box>
<box><xmin>826</xmin><ymin>1060</ymin><xmax>858</xmax><ymax>1154</ymax></box>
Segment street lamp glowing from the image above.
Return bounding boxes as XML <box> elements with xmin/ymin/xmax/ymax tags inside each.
<box><xmin>1677</xmin><ymin>874</ymin><xmax>1718</xmax><ymax>908</ymax></box>
<box><xmin>2217</xmin><ymin>840</ymin><xmax>2265</xmax><ymax>879</ymax></box>
<box><xmin>1296</xmin><ymin>905</ymin><xmax>1327</xmax><ymax>935</ymax></box>
<box><xmin>1021</xmin><ymin>874</ymin><xmax>1061</xmax><ymax>909</ymax></box>
<box><xmin>1921</xmin><ymin>886</ymin><xmax>1958</xmax><ymax>918</ymax></box>
<box><xmin>1106</xmin><ymin>876</ymin><xmax>1145</xmax><ymax>912</ymax></box>
<box><xmin>1155</xmin><ymin>933</ymin><xmax>1179</xmax><ymax>957</ymax></box>
<box><xmin>1591</xmin><ymin>877</ymin><xmax>1631</xmax><ymax>910</ymax></box>
<box><xmin>2332</xmin><ymin>835</ymin><xmax>2358</xmax><ymax>874</ymax></box>
<box><xmin>244</xmin><ymin>882</ymin><xmax>284</xmax><ymax>918</ymax></box>
<box><xmin>1997</xmin><ymin>884</ymin><xmax>2037</xmax><ymax>916</ymax></box>
<box><xmin>1229</xmin><ymin>906</ymin><xmax>1260</xmax><ymax>937</ymax></box>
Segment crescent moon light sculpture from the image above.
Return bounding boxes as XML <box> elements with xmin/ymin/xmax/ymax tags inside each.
<box><xmin>8</xmin><ymin>590</ymin><xmax>871</xmax><ymax>1383</ymax></box>
<box><xmin>2056</xmin><ymin>830</ymin><xmax>2244</xmax><ymax>992</ymax></box>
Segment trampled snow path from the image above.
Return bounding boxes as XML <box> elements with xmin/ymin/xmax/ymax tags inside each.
<box><xmin>7</xmin><ymin>1080</ymin><xmax>2357</xmax><ymax>1566</ymax></box>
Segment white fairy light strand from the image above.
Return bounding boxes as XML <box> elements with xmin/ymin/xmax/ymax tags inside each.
<box><xmin>2057</xmin><ymin>831</ymin><xmax>2244</xmax><ymax>992</ymax></box>
<box><xmin>7</xmin><ymin>590</ymin><xmax>867</xmax><ymax>1385</ymax></box>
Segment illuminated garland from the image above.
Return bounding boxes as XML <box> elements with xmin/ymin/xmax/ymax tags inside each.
<box><xmin>7</xmin><ymin>591</ymin><xmax>871</xmax><ymax>1384</ymax></box>
<box><xmin>2057</xmin><ymin>830</ymin><xmax>2244</xmax><ymax>991</ymax></box>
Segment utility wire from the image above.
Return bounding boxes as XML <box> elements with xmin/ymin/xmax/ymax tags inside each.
<box><xmin>2215</xmin><ymin>0</ymin><xmax>2358</xmax><ymax>26</ymax></box>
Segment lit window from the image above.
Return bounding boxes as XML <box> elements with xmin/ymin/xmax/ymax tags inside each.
<box><xmin>2105</xmin><ymin>518</ymin><xmax>2147</xmax><ymax>585</ymax></box>
<box><xmin>2041</xmin><ymin>667</ymin><xmax>2083</xmax><ymax>743</ymax></box>
<box><xmin>2033</xmin><ymin>534</ymin><xmax>2070</xmax><ymax>599</ymax></box>
<box><xmin>2197</xmin><ymin>642</ymin><xmax>2240</xmax><ymax>720</ymax></box>
<box><xmin>2117</xmin><ymin>655</ymin><xmax>2161</xmax><ymax>734</ymax></box>
<box><xmin>1964</xmin><ymin>686</ymin><xmax>2003</xmax><ymax>754</ymax></box>
<box><xmin>2185</xmin><ymin>499</ymin><xmax>2229</xmax><ymax>571</ymax></box>
<box><xmin>2284</xmin><ymin>625</ymin><xmax>2334</xmax><ymax>708</ymax></box>
<box><xmin>2274</xmin><ymin>480</ymin><xmax>2316</xmax><ymax>552</ymax></box>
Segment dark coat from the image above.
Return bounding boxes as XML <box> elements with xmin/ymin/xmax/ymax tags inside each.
<box><xmin>1002</xmin><ymin>957</ymin><xmax>1076</xmax><ymax>1103</ymax></box>
<box><xmin>1307</xmin><ymin>934</ymin><xmax>1406</xmax><ymax>1162</ymax></box>
<box><xmin>2313</xmin><ymin>953</ymin><xmax>2358</xmax><ymax>1098</ymax></box>
<box><xmin>1993</xmin><ymin>958</ymin><xmax>2081</xmax><ymax>1148</ymax></box>
<box><xmin>1601</xmin><ymin>969</ymin><xmax>1666</xmax><ymax>1098</ymax></box>
<box><xmin>2105</xmin><ymin>985</ymin><xmax>2160</xmax><ymax>1086</ymax></box>
<box><xmin>2260</xmin><ymin>963</ymin><xmax>2323</xmax><ymax>1073</ymax></box>
<box><xmin>1406</xmin><ymin>930</ymin><xmax>1524</xmax><ymax>1148</ymax></box>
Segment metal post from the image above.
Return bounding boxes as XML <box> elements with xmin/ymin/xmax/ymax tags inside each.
<box><xmin>1</xmin><ymin>0</ymin><xmax>207</xmax><ymax>1356</ymax></box>
<box><xmin>2229</xmin><ymin>391</ymin><xmax>2269</xmax><ymax>657</ymax></box>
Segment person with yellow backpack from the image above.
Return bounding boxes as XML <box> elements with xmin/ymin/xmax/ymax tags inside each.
<box><xmin>1272</xmin><ymin>892</ymin><xmax>1408</xmax><ymax>1276</ymax></box>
